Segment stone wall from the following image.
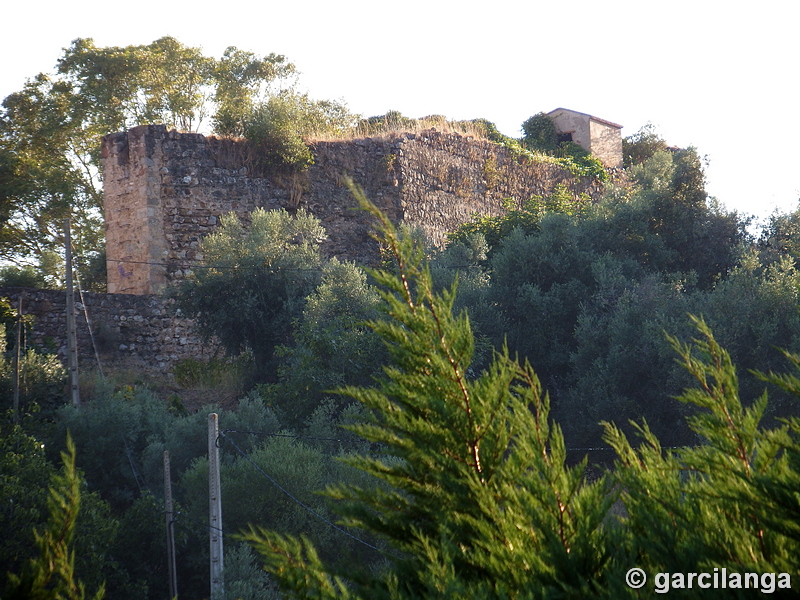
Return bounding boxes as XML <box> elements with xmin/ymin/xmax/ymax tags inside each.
<box><xmin>0</xmin><ymin>287</ymin><xmax>215</xmax><ymax>378</ymax></box>
<box><xmin>589</xmin><ymin>119</ymin><xmax>624</xmax><ymax>169</ymax></box>
<box><xmin>394</xmin><ymin>130</ymin><xmax>606</xmax><ymax>246</ymax></box>
<box><xmin>102</xmin><ymin>125</ymin><xmax>607</xmax><ymax>295</ymax></box>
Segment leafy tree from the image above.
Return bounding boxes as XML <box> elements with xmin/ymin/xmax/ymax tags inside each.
<box><xmin>603</xmin><ymin>316</ymin><xmax>800</xmax><ymax>587</ymax></box>
<box><xmin>212</xmin><ymin>47</ymin><xmax>297</xmax><ymax>138</ymax></box>
<box><xmin>55</xmin><ymin>37</ymin><xmax>295</xmax><ymax>135</ymax></box>
<box><xmin>0</xmin><ymin>417</ymin><xmax>56</xmax><ymax>579</ymax></box>
<box><xmin>487</xmin><ymin>217</ymin><xmax>597</xmax><ymax>387</ymax></box>
<box><xmin>690</xmin><ymin>252</ymin><xmax>800</xmax><ymax>418</ymax></box>
<box><xmin>57</xmin><ymin>37</ymin><xmax>210</xmax><ymax>133</ymax></box>
<box><xmin>621</xmin><ymin>122</ymin><xmax>669</xmax><ymax>168</ymax></box>
<box><xmin>628</xmin><ymin>147</ymin><xmax>746</xmax><ymax>287</ymax></box>
<box><xmin>0</xmin><ymin>265</ymin><xmax>48</xmax><ymax>288</ymax></box>
<box><xmin>267</xmin><ymin>257</ymin><xmax>386</xmax><ymax>424</ymax></box>
<box><xmin>175</xmin><ymin>207</ymin><xmax>326</xmax><ymax>381</ymax></box>
<box><xmin>758</xmin><ymin>203</ymin><xmax>800</xmax><ymax>267</ymax></box>
<box><xmin>0</xmin><ymin>75</ymin><xmax>103</xmax><ymax>283</ymax></box>
<box><xmin>562</xmin><ymin>268</ymin><xmax>696</xmax><ymax>447</ymax></box>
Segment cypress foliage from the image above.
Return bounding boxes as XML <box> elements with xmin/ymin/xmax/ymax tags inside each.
<box><xmin>2</xmin><ymin>435</ymin><xmax>105</xmax><ymax>600</ymax></box>
<box><xmin>242</xmin><ymin>182</ymin><xmax>614</xmax><ymax>598</ymax></box>
<box><xmin>603</xmin><ymin>316</ymin><xmax>800</xmax><ymax>595</ymax></box>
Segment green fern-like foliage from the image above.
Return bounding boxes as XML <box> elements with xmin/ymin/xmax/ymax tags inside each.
<box><xmin>603</xmin><ymin>315</ymin><xmax>800</xmax><ymax>593</ymax></box>
<box><xmin>242</xmin><ymin>181</ymin><xmax>614</xmax><ymax>599</ymax></box>
<box><xmin>243</xmin><ymin>188</ymin><xmax>800</xmax><ymax>598</ymax></box>
<box><xmin>2</xmin><ymin>434</ymin><xmax>105</xmax><ymax>600</ymax></box>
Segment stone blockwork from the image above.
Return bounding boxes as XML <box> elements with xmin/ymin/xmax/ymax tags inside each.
<box><xmin>103</xmin><ymin>125</ymin><xmax>607</xmax><ymax>295</ymax></box>
<box><xmin>0</xmin><ymin>287</ymin><xmax>216</xmax><ymax>377</ymax></box>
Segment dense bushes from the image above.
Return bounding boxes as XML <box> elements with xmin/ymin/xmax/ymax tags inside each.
<box><xmin>242</xmin><ymin>92</ymin><xmax>357</xmax><ymax>173</ymax></box>
<box><xmin>435</xmin><ymin>130</ymin><xmax>757</xmax><ymax>448</ymax></box>
<box><xmin>245</xmin><ymin>185</ymin><xmax>800</xmax><ymax>599</ymax></box>
<box><xmin>4</xmin><ymin>124</ymin><xmax>800</xmax><ymax>597</ymax></box>
<box><xmin>1</xmin><ymin>379</ymin><xmax>386</xmax><ymax>599</ymax></box>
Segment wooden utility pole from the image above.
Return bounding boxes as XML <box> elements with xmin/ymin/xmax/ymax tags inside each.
<box><xmin>208</xmin><ymin>413</ymin><xmax>224</xmax><ymax>599</ymax></box>
<box><xmin>164</xmin><ymin>451</ymin><xmax>178</xmax><ymax>599</ymax></box>
<box><xmin>64</xmin><ymin>219</ymin><xmax>80</xmax><ymax>407</ymax></box>
<box><xmin>12</xmin><ymin>293</ymin><xmax>23</xmax><ymax>424</ymax></box>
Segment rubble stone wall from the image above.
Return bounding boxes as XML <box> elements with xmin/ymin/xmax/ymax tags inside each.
<box><xmin>0</xmin><ymin>287</ymin><xmax>215</xmax><ymax>378</ymax></box>
<box><xmin>102</xmin><ymin>125</ymin><xmax>606</xmax><ymax>294</ymax></box>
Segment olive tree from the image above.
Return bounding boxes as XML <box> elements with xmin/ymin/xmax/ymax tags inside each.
<box><xmin>175</xmin><ymin>208</ymin><xmax>326</xmax><ymax>381</ymax></box>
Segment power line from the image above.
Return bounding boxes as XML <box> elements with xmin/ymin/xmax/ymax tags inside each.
<box><xmin>222</xmin><ymin>429</ymin><xmax>346</xmax><ymax>443</ymax></box>
<box><xmin>95</xmin><ymin>255</ymin><xmax>480</xmax><ymax>273</ymax></box>
<box><xmin>217</xmin><ymin>429</ymin><xmax>386</xmax><ymax>555</ymax></box>
<box><xmin>222</xmin><ymin>428</ymin><xmax>685</xmax><ymax>454</ymax></box>
<box><xmin>101</xmin><ymin>256</ymin><xmax>327</xmax><ymax>272</ymax></box>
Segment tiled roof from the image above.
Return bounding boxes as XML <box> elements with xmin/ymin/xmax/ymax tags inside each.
<box><xmin>547</xmin><ymin>108</ymin><xmax>622</xmax><ymax>129</ymax></box>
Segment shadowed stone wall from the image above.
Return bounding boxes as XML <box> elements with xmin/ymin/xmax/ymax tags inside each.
<box><xmin>0</xmin><ymin>287</ymin><xmax>216</xmax><ymax>378</ymax></box>
<box><xmin>102</xmin><ymin>125</ymin><xmax>607</xmax><ymax>295</ymax></box>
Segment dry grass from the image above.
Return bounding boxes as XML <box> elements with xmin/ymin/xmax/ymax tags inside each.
<box><xmin>307</xmin><ymin>116</ymin><xmax>492</xmax><ymax>143</ymax></box>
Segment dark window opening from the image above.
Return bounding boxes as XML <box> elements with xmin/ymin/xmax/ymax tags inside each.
<box><xmin>558</xmin><ymin>132</ymin><xmax>573</xmax><ymax>143</ymax></box>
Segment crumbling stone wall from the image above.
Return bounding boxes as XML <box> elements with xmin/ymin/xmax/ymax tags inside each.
<box><xmin>0</xmin><ymin>127</ymin><xmax>613</xmax><ymax>380</ymax></box>
<box><xmin>394</xmin><ymin>130</ymin><xmax>606</xmax><ymax>245</ymax></box>
<box><xmin>102</xmin><ymin>125</ymin><xmax>606</xmax><ymax>295</ymax></box>
<box><xmin>0</xmin><ymin>287</ymin><xmax>216</xmax><ymax>377</ymax></box>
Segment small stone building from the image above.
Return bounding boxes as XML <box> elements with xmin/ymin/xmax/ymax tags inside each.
<box><xmin>547</xmin><ymin>108</ymin><xmax>623</xmax><ymax>169</ymax></box>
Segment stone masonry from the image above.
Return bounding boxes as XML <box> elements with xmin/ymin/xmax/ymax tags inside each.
<box><xmin>0</xmin><ymin>287</ymin><xmax>215</xmax><ymax>376</ymax></box>
<box><xmin>0</xmin><ymin>125</ymin><xmax>612</xmax><ymax>380</ymax></box>
<box><xmin>102</xmin><ymin>125</ymin><xmax>607</xmax><ymax>295</ymax></box>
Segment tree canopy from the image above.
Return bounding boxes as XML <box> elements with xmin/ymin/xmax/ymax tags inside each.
<box><xmin>241</xmin><ymin>184</ymin><xmax>800</xmax><ymax>599</ymax></box>
<box><xmin>174</xmin><ymin>207</ymin><xmax>327</xmax><ymax>382</ymax></box>
<box><xmin>0</xmin><ymin>37</ymin><xmax>352</xmax><ymax>287</ymax></box>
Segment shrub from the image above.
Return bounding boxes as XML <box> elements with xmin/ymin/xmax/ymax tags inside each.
<box><xmin>174</xmin><ymin>207</ymin><xmax>326</xmax><ymax>382</ymax></box>
<box><xmin>521</xmin><ymin>112</ymin><xmax>559</xmax><ymax>153</ymax></box>
<box><xmin>0</xmin><ymin>265</ymin><xmax>48</xmax><ymax>288</ymax></box>
<box><xmin>243</xmin><ymin>92</ymin><xmax>357</xmax><ymax>173</ymax></box>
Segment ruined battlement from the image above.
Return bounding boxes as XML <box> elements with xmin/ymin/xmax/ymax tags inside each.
<box><xmin>102</xmin><ymin>125</ymin><xmax>608</xmax><ymax>295</ymax></box>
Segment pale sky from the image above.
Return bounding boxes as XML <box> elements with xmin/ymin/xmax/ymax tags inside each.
<box><xmin>3</xmin><ymin>0</ymin><xmax>799</xmax><ymax>225</ymax></box>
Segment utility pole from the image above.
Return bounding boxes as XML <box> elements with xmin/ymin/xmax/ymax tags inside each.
<box><xmin>164</xmin><ymin>451</ymin><xmax>178</xmax><ymax>600</ymax></box>
<box><xmin>208</xmin><ymin>413</ymin><xmax>224</xmax><ymax>599</ymax></box>
<box><xmin>64</xmin><ymin>219</ymin><xmax>80</xmax><ymax>407</ymax></box>
<box><xmin>12</xmin><ymin>293</ymin><xmax>23</xmax><ymax>425</ymax></box>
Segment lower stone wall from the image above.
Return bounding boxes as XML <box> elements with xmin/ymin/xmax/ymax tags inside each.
<box><xmin>0</xmin><ymin>287</ymin><xmax>216</xmax><ymax>379</ymax></box>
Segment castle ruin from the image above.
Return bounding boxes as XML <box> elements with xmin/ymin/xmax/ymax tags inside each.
<box><xmin>101</xmin><ymin>124</ymin><xmax>610</xmax><ymax>295</ymax></box>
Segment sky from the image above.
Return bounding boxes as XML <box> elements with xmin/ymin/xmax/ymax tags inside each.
<box><xmin>3</xmin><ymin>0</ymin><xmax>799</xmax><ymax>225</ymax></box>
